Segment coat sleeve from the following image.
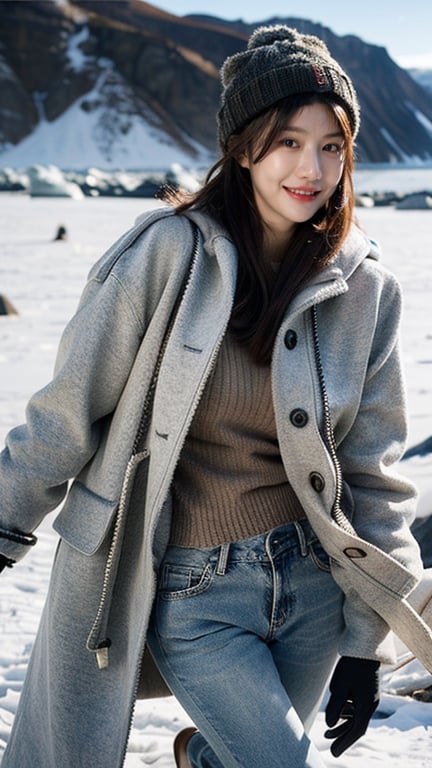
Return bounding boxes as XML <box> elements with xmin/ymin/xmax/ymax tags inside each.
<box><xmin>0</xmin><ymin>259</ymin><xmax>144</xmax><ymax>563</ymax></box>
<box><xmin>336</xmin><ymin>265</ymin><xmax>423</xmax><ymax>661</ymax></box>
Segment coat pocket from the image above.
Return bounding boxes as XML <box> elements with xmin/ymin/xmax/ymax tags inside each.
<box><xmin>53</xmin><ymin>481</ymin><xmax>118</xmax><ymax>556</ymax></box>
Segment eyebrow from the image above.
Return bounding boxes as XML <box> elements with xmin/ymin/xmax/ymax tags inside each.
<box><xmin>283</xmin><ymin>126</ymin><xmax>343</xmax><ymax>139</ymax></box>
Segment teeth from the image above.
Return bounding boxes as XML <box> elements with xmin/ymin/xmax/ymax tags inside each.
<box><xmin>290</xmin><ymin>189</ymin><xmax>316</xmax><ymax>196</ymax></box>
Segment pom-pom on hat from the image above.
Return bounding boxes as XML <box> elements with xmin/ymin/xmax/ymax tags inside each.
<box><xmin>217</xmin><ymin>25</ymin><xmax>360</xmax><ymax>148</ymax></box>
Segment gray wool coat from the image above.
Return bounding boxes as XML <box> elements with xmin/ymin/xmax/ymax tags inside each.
<box><xmin>1</xmin><ymin>207</ymin><xmax>431</xmax><ymax>768</ymax></box>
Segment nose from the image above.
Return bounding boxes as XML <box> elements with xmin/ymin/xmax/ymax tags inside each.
<box><xmin>296</xmin><ymin>147</ymin><xmax>322</xmax><ymax>180</ymax></box>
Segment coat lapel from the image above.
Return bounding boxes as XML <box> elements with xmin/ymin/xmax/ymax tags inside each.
<box><xmin>145</xmin><ymin>233</ymin><xmax>238</xmax><ymax>527</ymax></box>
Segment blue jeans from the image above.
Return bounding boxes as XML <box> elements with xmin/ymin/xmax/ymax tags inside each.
<box><xmin>147</xmin><ymin>519</ymin><xmax>344</xmax><ymax>768</ymax></box>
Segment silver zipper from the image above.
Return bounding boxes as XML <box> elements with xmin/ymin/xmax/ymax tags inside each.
<box><xmin>311</xmin><ymin>305</ymin><xmax>356</xmax><ymax>535</ymax></box>
<box><xmin>86</xmin><ymin>222</ymin><xmax>201</xmax><ymax>669</ymax></box>
<box><xmin>86</xmin><ymin>450</ymin><xmax>149</xmax><ymax>666</ymax></box>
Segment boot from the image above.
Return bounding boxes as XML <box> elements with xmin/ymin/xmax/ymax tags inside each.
<box><xmin>173</xmin><ymin>727</ymin><xmax>198</xmax><ymax>768</ymax></box>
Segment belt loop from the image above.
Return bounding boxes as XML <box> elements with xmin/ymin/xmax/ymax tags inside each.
<box><xmin>216</xmin><ymin>543</ymin><xmax>230</xmax><ymax>575</ymax></box>
<box><xmin>293</xmin><ymin>522</ymin><xmax>308</xmax><ymax>557</ymax></box>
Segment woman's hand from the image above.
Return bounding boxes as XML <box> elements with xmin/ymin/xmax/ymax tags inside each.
<box><xmin>324</xmin><ymin>656</ymin><xmax>380</xmax><ymax>757</ymax></box>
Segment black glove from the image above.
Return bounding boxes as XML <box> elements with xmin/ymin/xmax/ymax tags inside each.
<box><xmin>0</xmin><ymin>554</ymin><xmax>15</xmax><ymax>573</ymax></box>
<box><xmin>0</xmin><ymin>528</ymin><xmax>36</xmax><ymax>573</ymax></box>
<box><xmin>324</xmin><ymin>656</ymin><xmax>380</xmax><ymax>757</ymax></box>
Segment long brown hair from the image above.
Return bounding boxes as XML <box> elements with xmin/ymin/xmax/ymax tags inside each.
<box><xmin>171</xmin><ymin>93</ymin><xmax>355</xmax><ymax>365</ymax></box>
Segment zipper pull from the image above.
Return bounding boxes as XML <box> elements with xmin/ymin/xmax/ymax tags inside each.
<box><xmin>96</xmin><ymin>639</ymin><xmax>111</xmax><ymax>670</ymax></box>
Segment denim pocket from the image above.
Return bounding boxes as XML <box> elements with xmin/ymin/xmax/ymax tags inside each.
<box><xmin>159</xmin><ymin>559</ymin><xmax>214</xmax><ymax>600</ymax></box>
<box><xmin>308</xmin><ymin>538</ymin><xmax>331</xmax><ymax>573</ymax></box>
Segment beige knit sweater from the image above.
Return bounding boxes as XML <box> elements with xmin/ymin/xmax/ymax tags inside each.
<box><xmin>170</xmin><ymin>331</ymin><xmax>305</xmax><ymax>547</ymax></box>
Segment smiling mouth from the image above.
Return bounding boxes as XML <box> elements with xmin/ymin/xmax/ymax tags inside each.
<box><xmin>286</xmin><ymin>187</ymin><xmax>320</xmax><ymax>197</ymax></box>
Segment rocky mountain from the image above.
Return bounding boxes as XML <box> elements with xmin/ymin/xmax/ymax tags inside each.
<box><xmin>1</xmin><ymin>0</ymin><xmax>432</xmax><ymax>169</ymax></box>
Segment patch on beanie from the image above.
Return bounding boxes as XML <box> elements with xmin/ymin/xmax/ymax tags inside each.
<box><xmin>311</xmin><ymin>64</ymin><xmax>328</xmax><ymax>87</ymax></box>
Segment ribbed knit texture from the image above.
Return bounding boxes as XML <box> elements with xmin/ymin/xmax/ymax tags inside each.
<box><xmin>170</xmin><ymin>332</ymin><xmax>305</xmax><ymax>547</ymax></box>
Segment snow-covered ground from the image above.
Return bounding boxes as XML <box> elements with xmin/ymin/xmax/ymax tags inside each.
<box><xmin>0</xmin><ymin>192</ymin><xmax>431</xmax><ymax>766</ymax></box>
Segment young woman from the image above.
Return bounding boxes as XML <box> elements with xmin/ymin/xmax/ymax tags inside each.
<box><xmin>1</xmin><ymin>25</ymin><xmax>431</xmax><ymax>768</ymax></box>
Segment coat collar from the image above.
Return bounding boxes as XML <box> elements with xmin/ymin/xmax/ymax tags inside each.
<box><xmin>134</xmin><ymin>206</ymin><xmax>377</xmax><ymax>317</ymax></box>
<box><xmin>185</xmin><ymin>208</ymin><xmax>376</xmax><ymax>284</ymax></box>
<box><xmin>135</xmin><ymin>205</ymin><xmax>376</xmax><ymax>283</ymax></box>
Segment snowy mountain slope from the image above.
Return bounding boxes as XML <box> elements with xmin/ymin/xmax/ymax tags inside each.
<box><xmin>1</xmin><ymin>0</ymin><xmax>432</xmax><ymax>169</ymax></box>
<box><xmin>0</xmin><ymin>53</ymin><xmax>213</xmax><ymax>170</ymax></box>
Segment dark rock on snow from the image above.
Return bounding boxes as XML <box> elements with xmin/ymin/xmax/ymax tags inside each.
<box><xmin>0</xmin><ymin>295</ymin><xmax>18</xmax><ymax>315</ymax></box>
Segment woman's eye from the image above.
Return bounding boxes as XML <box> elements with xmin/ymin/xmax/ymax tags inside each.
<box><xmin>282</xmin><ymin>138</ymin><xmax>298</xmax><ymax>148</ymax></box>
<box><xmin>324</xmin><ymin>142</ymin><xmax>342</xmax><ymax>153</ymax></box>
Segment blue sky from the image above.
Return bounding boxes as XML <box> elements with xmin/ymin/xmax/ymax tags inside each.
<box><xmin>154</xmin><ymin>1</ymin><xmax>432</xmax><ymax>68</ymax></box>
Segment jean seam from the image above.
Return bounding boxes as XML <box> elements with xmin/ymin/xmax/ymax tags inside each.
<box><xmin>293</xmin><ymin>521</ymin><xmax>308</xmax><ymax>556</ymax></box>
<box><xmin>160</xmin><ymin>562</ymin><xmax>214</xmax><ymax>601</ymax></box>
<box><xmin>308</xmin><ymin>547</ymin><xmax>331</xmax><ymax>573</ymax></box>
<box><xmin>264</xmin><ymin>532</ymin><xmax>278</xmax><ymax>641</ymax></box>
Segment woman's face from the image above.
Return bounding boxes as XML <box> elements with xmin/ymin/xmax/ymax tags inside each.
<box><xmin>239</xmin><ymin>102</ymin><xmax>345</xmax><ymax>247</ymax></box>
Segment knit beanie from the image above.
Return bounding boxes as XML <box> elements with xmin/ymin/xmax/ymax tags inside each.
<box><xmin>217</xmin><ymin>25</ymin><xmax>360</xmax><ymax>149</ymax></box>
